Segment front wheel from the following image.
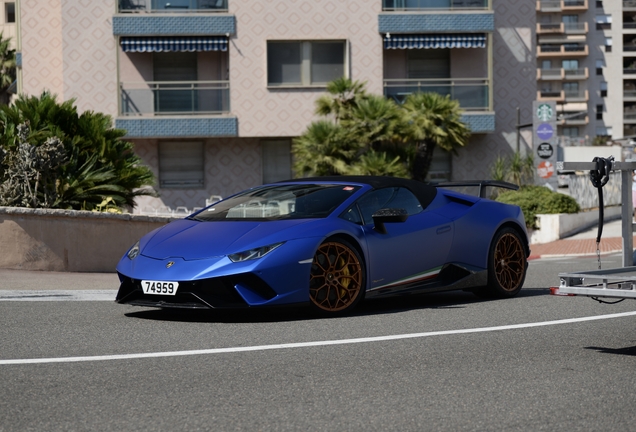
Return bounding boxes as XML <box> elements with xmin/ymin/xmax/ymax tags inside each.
<box><xmin>479</xmin><ymin>227</ymin><xmax>527</xmax><ymax>298</ymax></box>
<box><xmin>309</xmin><ymin>240</ymin><xmax>365</xmax><ymax>315</ymax></box>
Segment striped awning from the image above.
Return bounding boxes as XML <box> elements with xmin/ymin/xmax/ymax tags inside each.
<box><xmin>120</xmin><ymin>36</ymin><xmax>228</xmax><ymax>53</ymax></box>
<box><xmin>384</xmin><ymin>34</ymin><xmax>487</xmax><ymax>50</ymax></box>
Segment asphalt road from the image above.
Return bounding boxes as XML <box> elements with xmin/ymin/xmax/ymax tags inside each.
<box><xmin>1</xmin><ymin>256</ymin><xmax>635</xmax><ymax>432</ymax></box>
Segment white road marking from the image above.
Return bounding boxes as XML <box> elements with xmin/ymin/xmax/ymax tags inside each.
<box><xmin>2</xmin><ymin>310</ymin><xmax>636</xmax><ymax>366</ymax></box>
<box><xmin>0</xmin><ymin>290</ymin><xmax>117</xmax><ymax>301</ymax></box>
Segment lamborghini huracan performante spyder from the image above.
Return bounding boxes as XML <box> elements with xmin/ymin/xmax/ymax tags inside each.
<box><xmin>116</xmin><ymin>176</ymin><xmax>530</xmax><ymax>315</ymax></box>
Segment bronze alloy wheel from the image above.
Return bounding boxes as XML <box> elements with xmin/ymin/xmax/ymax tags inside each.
<box><xmin>310</xmin><ymin>241</ymin><xmax>364</xmax><ymax>313</ymax></box>
<box><xmin>493</xmin><ymin>232</ymin><xmax>526</xmax><ymax>292</ymax></box>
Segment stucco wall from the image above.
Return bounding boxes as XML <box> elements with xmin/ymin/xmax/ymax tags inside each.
<box><xmin>229</xmin><ymin>0</ymin><xmax>384</xmax><ymax>137</ymax></box>
<box><xmin>0</xmin><ymin>207</ymin><xmax>177</xmax><ymax>273</ymax></box>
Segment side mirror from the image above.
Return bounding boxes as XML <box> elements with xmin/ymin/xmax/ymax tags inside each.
<box><xmin>372</xmin><ymin>208</ymin><xmax>408</xmax><ymax>234</ymax></box>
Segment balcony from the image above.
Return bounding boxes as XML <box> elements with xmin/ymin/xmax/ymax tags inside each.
<box><xmin>537</xmin><ymin>44</ymin><xmax>588</xmax><ymax>57</ymax></box>
<box><xmin>383</xmin><ymin>78</ymin><xmax>490</xmax><ymax>111</ymax></box>
<box><xmin>536</xmin><ymin>0</ymin><xmax>587</xmax><ymax>12</ymax></box>
<box><xmin>120</xmin><ymin>81</ymin><xmax>230</xmax><ymax>116</ymax></box>
<box><xmin>564</xmin><ymin>89</ymin><xmax>588</xmax><ymax>102</ymax></box>
<box><xmin>381</xmin><ymin>0</ymin><xmax>489</xmax><ymax>10</ymax></box>
<box><xmin>537</xmin><ymin>89</ymin><xmax>565</xmax><ymax>102</ymax></box>
<box><xmin>559</xmin><ymin>112</ymin><xmax>588</xmax><ymax>125</ymax></box>
<box><xmin>536</xmin><ymin>22</ymin><xmax>587</xmax><ymax>35</ymax></box>
<box><xmin>625</xmin><ymin>0</ymin><xmax>636</xmax><ymax>11</ymax></box>
<box><xmin>537</xmin><ymin>89</ymin><xmax>587</xmax><ymax>102</ymax></box>
<box><xmin>118</xmin><ymin>0</ymin><xmax>228</xmax><ymax>13</ymax></box>
<box><xmin>624</xmin><ymin>111</ymin><xmax>636</xmax><ymax>123</ymax></box>
<box><xmin>537</xmin><ymin>68</ymin><xmax>588</xmax><ymax>80</ymax></box>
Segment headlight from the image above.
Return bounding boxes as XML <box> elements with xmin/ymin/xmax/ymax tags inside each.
<box><xmin>228</xmin><ymin>242</ymin><xmax>284</xmax><ymax>263</ymax></box>
<box><xmin>127</xmin><ymin>241</ymin><xmax>140</xmax><ymax>260</ymax></box>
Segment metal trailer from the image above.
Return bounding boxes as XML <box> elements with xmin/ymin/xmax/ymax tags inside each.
<box><xmin>556</xmin><ymin>160</ymin><xmax>636</xmax><ymax>299</ymax></box>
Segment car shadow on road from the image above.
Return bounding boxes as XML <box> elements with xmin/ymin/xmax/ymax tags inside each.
<box><xmin>124</xmin><ymin>287</ymin><xmax>552</xmax><ymax>324</ymax></box>
<box><xmin>585</xmin><ymin>345</ymin><xmax>636</xmax><ymax>356</ymax></box>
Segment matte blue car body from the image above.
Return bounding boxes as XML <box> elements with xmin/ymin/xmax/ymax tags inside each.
<box><xmin>116</xmin><ymin>178</ymin><xmax>528</xmax><ymax>309</ymax></box>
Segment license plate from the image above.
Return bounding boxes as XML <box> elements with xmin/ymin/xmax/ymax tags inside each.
<box><xmin>141</xmin><ymin>280</ymin><xmax>179</xmax><ymax>296</ymax></box>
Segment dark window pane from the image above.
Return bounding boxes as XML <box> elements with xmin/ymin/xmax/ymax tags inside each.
<box><xmin>311</xmin><ymin>42</ymin><xmax>344</xmax><ymax>84</ymax></box>
<box><xmin>268</xmin><ymin>42</ymin><xmax>301</xmax><ymax>85</ymax></box>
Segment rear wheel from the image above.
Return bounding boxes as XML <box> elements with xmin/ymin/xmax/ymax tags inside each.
<box><xmin>478</xmin><ymin>227</ymin><xmax>527</xmax><ymax>298</ymax></box>
<box><xmin>309</xmin><ymin>240</ymin><xmax>365</xmax><ymax>314</ymax></box>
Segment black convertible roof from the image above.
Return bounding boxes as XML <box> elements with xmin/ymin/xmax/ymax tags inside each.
<box><xmin>281</xmin><ymin>176</ymin><xmax>438</xmax><ymax>209</ymax></box>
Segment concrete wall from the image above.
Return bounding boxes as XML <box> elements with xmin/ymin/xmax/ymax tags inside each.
<box><xmin>0</xmin><ymin>207</ymin><xmax>178</xmax><ymax>273</ymax></box>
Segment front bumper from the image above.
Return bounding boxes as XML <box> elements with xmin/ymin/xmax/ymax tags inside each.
<box><xmin>116</xmin><ymin>272</ymin><xmax>279</xmax><ymax>309</ymax></box>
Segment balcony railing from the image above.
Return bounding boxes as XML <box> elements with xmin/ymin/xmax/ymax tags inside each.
<box><xmin>624</xmin><ymin>111</ymin><xmax>636</xmax><ymax>122</ymax></box>
<box><xmin>537</xmin><ymin>44</ymin><xmax>588</xmax><ymax>57</ymax></box>
<box><xmin>537</xmin><ymin>0</ymin><xmax>587</xmax><ymax>11</ymax></box>
<box><xmin>564</xmin><ymin>89</ymin><xmax>588</xmax><ymax>101</ymax></box>
<box><xmin>624</xmin><ymin>89</ymin><xmax>636</xmax><ymax>99</ymax></box>
<box><xmin>382</xmin><ymin>0</ymin><xmax>488</xmax><ymax>11</ymax></box>
<box><xmin>537</xmin><ymin>89</ymin><xmax>589</xmax><ymax>103</ymax></box>
<box><xmin>118</xmin><ymin>0</ymin><xmax>228</xmax><ymax>13</ymax></box>
<box><xmin>383</xmin><ymin>78</ymin><xmax>490</xmax><ymax>111</ymax></box>
<box><xmin>537</xmin><ymin>90</ymin><xmax>564</xmax><ymax>102</ymax></box>
<box><xmin>625</xmin><ymin>0</ymin><xmax>636</xmax><ymax>9</ymax></box>
<box><xmin>537</xmin><ymin>68</ymin><xmax>588</xmax><ymax>80</ymax></box>
<box><xmin>119</xmin><ymin>81</ymin><xmax>230</xmax><ymax>116</ymax></box>
<box><xmin>559</xmin><ymin>112</ymin><xmax>588</xmax><ymax>125</ymax></box>
<box><xmin>536</xmin><ymin>22</ymin><xmax>587</xmax><ymax>34</ymax></box>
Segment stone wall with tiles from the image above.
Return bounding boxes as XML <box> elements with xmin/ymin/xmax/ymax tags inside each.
<box><xmin>452</xmin><ymin>0</ymin><xmax>536</xmax><ymax>181</ymax></box>
<box><xmin>0</xmin><ymin>207</ymin><xmax>177</xmax><ymax>272</ymax></box>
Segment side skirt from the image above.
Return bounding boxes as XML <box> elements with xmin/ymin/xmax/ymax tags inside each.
<box><xmin>365</xmin><ymin>263</ymin><xmax>487</xmax><ymax>299</ymax></box>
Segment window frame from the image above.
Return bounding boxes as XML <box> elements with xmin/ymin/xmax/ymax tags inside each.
<box><xmin>158</xmin><ymin>141</ymin><xmax>205</xmax><ymax>189</ymax></box>
<box><xmin>266</xmin><ymin>40</ymin><xmax>349</xmax><ymax>88</ymax></box>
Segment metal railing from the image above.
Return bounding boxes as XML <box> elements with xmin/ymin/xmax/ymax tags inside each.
<box><xmin>118</xmin><ymin>0</ymin><xmax>228</xmax><ymax>13</ymax></box>
<box><xmin>538</xmin><ymin>44</ymin><xmax>587</xmax><ymax>55</ymax></box>
<box><xmin>383</xmin><ymin>78</ymin><xmax>490</xmax><ymax>110</ymax></box>
<box><xmin>564</xmin><ymin>68</ymin><xmax>587</xmax><ymax>79</ymax></box>
<box><xmin>119</xmin><ymin>81</ymin><xmax>230</xmax><ymax>116</ymax></box>
<box><xmin>537</xmin><ymin>68</ymin><xmax>587</xmax><ymax>80</ymax></box>
<box><xmin>559</xmin><ymin>112</ymin><xmax>588</xmax><ymax>124</ymax></box>
<box><xmin>382</xmin><ymin>0</ymin><xmax>488</xmax><ymax>11</ymax></box>
<box><xmin>537</xmin><ymin>0</ymin><xmax>587</xmax><ymax>11</ymax></box>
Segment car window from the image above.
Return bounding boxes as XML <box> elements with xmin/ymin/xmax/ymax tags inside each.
<box><xmin>192</xmin><ymin>184</ymin><xmax>360</xmax><ymax>221</ymax></box>
<box><xmin>352</xmin><ymin>187</ymin><xmax>423</xmax><ymax>225</ymax></box>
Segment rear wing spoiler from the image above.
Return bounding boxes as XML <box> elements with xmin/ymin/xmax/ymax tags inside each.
<box><xmin>433</xmin><ymin>181</ymin><xmax>519</xmax><ymax>198</ymax></box>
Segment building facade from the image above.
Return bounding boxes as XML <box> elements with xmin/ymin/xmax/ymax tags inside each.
<box><xmin>16</xmin><ymin>0</ymin><xmax>535</xmax><ymax>212</ymax></box>
<box><xmin>536</xmin><ymin>0</ymin><xmax>636</xmax><ymax>144</ymax></box>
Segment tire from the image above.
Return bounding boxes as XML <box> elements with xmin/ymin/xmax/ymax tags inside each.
<box><xmin>480</xmin><ymin>227</ymin><xmax>527</xmax><ymax>298</ymax></box>
<box><xmin>309</xmin><ymin>239</ymin><xmax>365</xmax><ymax>315</ymax></box>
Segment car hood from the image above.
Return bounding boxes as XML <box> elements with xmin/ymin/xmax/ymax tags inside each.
<box><xmin>140</xmin><ymin>218</ymin><xmax>323</xmax><ymax>260</ymax></box>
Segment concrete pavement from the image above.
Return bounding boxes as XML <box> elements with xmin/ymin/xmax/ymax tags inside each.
<box><xmin>529</xmin><ymin>218</ymin><xmax>633</xmax><ymax>259</ymax></box>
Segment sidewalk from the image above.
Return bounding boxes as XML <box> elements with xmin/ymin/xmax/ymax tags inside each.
<box><xmin>529</xmin><ymin>219</ymin><xmax>632</xmax><ymax>259</ymax></box>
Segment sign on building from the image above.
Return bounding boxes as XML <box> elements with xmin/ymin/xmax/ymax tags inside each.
<box><xmin>532</xmin><ymin>101</ymin><xmax>558</xmax><ymax>188</ymax></box>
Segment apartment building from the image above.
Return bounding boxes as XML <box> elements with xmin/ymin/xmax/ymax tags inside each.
<box><xmin>15</xmin><ymin>0</ymin><xmax>535</xmax><ymax>212</ymax></box>
<box><xmin>536</xmin><ymin>0</ymin><xmax>636</xmax><ymax>144</ymax></box>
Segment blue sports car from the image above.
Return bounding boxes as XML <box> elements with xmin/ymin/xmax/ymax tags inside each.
<box><xmin>116</xmin><ymin>176</ymin><xmax>529</xmax><ymax>315</ymax></box>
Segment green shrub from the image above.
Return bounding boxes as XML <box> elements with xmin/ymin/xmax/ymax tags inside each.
<box><xmin>496</xmin><ymin>185</ymin><xmax>580</xmax><ymax>229</ymax></box>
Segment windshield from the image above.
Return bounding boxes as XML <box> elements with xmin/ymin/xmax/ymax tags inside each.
<box><xmin>190</xmin><ymin>184</ymin><xmax>361</xmax><ymax>221</ymax></box>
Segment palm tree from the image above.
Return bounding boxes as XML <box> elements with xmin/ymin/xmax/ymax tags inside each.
<box><xmin>293</xmin><ymin>121</ymin><xmax>359</xmax><ymax>177</ymax></box>
<box><xmin>0</xmin><ymin>32</ymin><xmax>16</xmax><ymax>104</ymax></box>
<box><xmin>0</xmin><ymin>92</ymin><xmax>155</xmax><ymax>210</ymax></box>
<box><xmin>314</xmin><ymin>77</ymin><xmax>368</xmax><ymax>122</ymax></box>
<box><xmin>402</xmin><ymin>92</ymin><xmax>470</xmax><ymax>182</ymax></box>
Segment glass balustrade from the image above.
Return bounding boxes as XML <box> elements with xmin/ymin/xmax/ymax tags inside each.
<box><xmin>120</xmin><ymin>81</ymin><xmax>230</xmax><ymax>116</ymax></box>
<box><xmin>118</xmin><ymin>0</ymin><xmax>228</xmax><ymax>13</ymax></box>
<box><xmin>383</xmin><ymin>79</ymin><xmax>489</xmax><ymax>110</ymax></box>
